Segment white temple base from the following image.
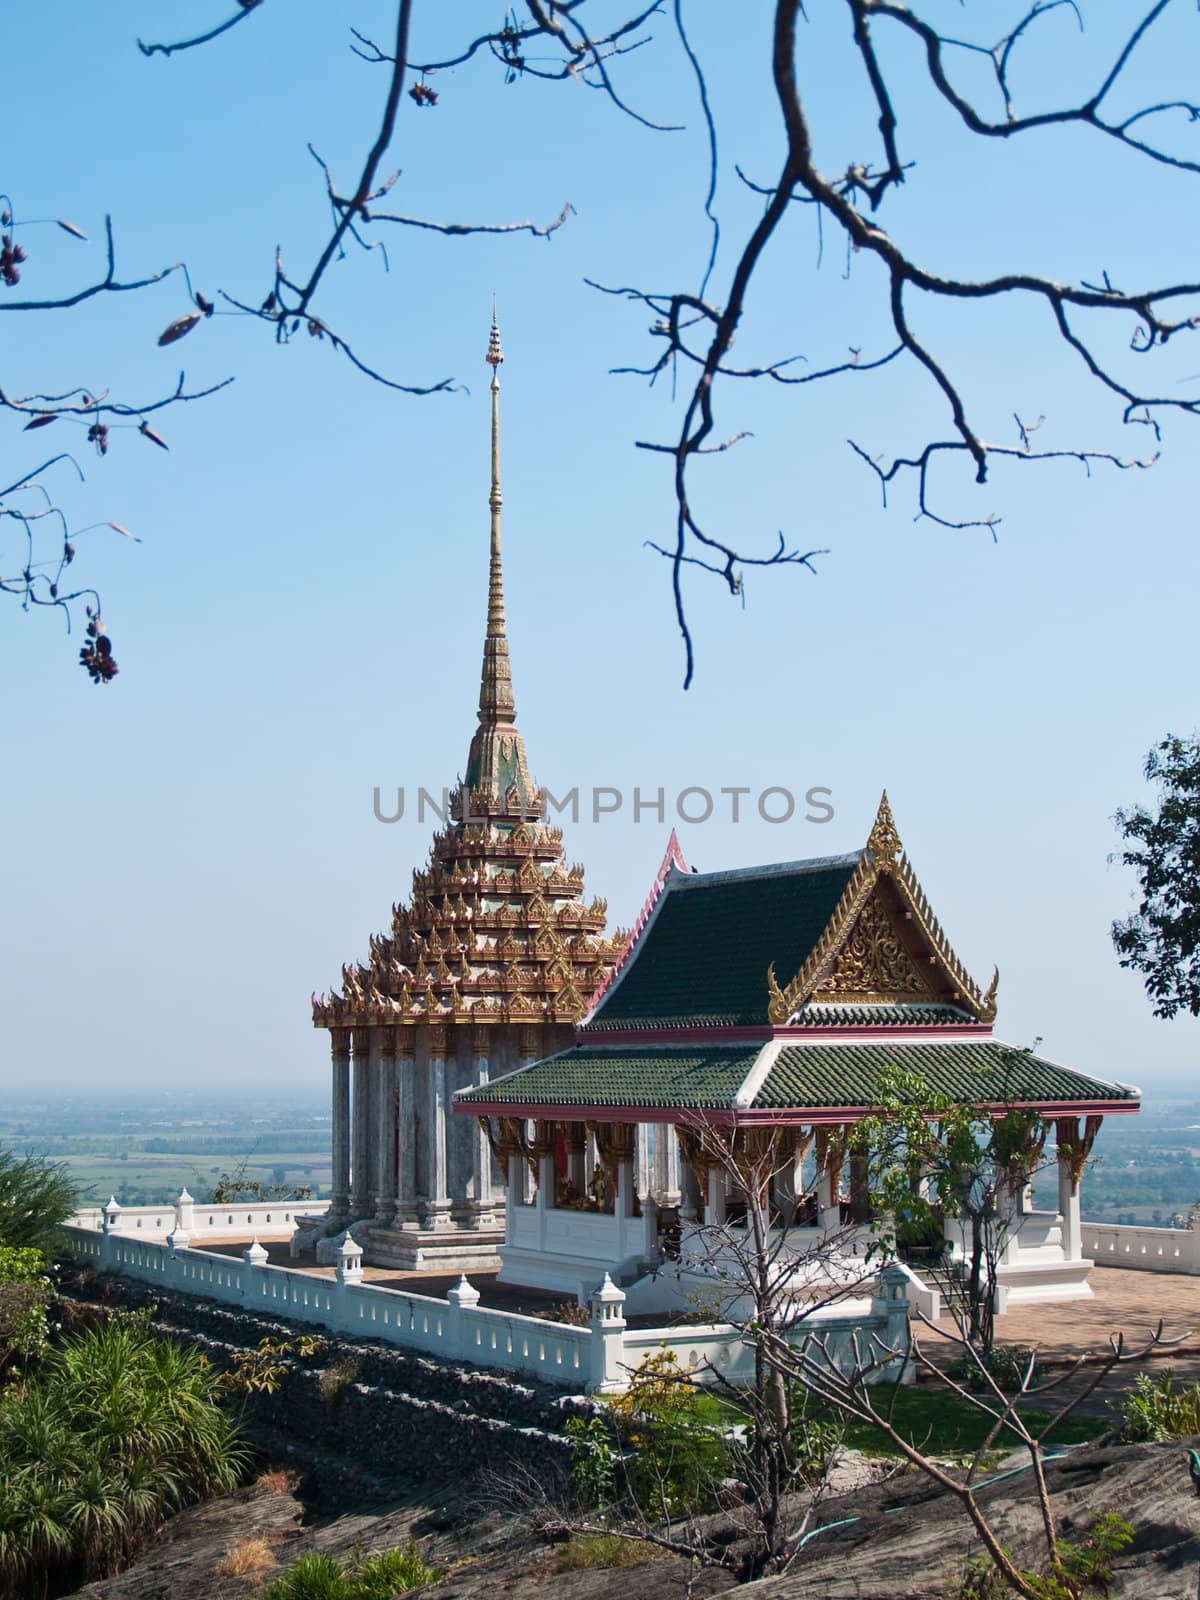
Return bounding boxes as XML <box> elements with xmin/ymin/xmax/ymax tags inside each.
<box><xmin>994</xmin><ymin>1257</ymin><xmax>1095</xmax><ymax>1309</ymax></box>
<box><xmin>359</xmin><ymin>1223</ymin><xmax>505</xmax><ymax>1273</ymax></box>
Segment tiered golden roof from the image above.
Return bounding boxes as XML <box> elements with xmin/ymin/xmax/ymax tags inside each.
<box><xmin>313</xmin><ymin>313</ymin><xmax>623</xmax><ymax>1034</ymax></box>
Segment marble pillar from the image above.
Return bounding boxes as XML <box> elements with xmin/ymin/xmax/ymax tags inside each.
<box><xmin>330</xmin><ymin>1028</ymin><xmax>351</xmax><ymax>1216</ymax></box>
<box><xmin>423</xmin><ymin>1025</ymin><xmax>452</xmax><ymax>1229</ymax></box>
<box><xmin>396</xmin><ymin>1047</ymin><xmax>417</xmax><ymax>1226</ymax></box>
<box><xmin>350</xmin><ymin>1027</ymin><xmax>372</xmax><ymax>1215</ymax></box>
<box><xmin>469</xmin><ymin>1025</ymin><xmax>498</xmax><ymax>1227</ymax></box>
<box><xmin>373</xmin><ymin>1027</ymin><xmax>398</xmax><ymax>1225</ymax></box>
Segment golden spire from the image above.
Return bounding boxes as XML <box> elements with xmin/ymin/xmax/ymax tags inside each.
<box><xmin>486</xmin><ymin>300</ymin><xmax>505</xmax><ymax>641</ymax></box>
<box><xmin>465</xmin><ymin>304</ymin><xmax>532</xmax><ymax>799</ymax></box>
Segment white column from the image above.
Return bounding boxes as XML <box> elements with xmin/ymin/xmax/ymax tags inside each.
<box><xmin>817</xmin><ymin>1166</ymin><xmax>840</xmax><ymax>1234</ymax></box>
<box><xmin>817</xmin><ymin>1128</ymin><xmax>844</xmax><ymax>1234</ymax></box>
<box><xmin>1058</xmin><ymin>1145</ymin><xmax>1082</xmax><ymax>1262</ymax></box>
<box><xmin>423</xmin><ymin>1027</ymin><xmax>452</xmax><ymax>1229</ymax></box>
<box><xmin>469</xmin><ymin>1026</ymin><xmax>498</xmax><ymax>1228</ymax></box>
<box><xmin>373</xmin><ymin>1029</ymin><xmax>398</xmax><ymax>1225</ymax></box>
<box><xmin>395</xmin><ymin>1047</ymin><xmax>417</xmax><ymax>1226</ymax></box>
<box><xmin>331</xmin><ymin>1028</ymin><xmax>351</xmax><ymax>1215</ymax></box>
<box><xmin>679</xmin><ymin>1147</ymin><xmax>701</xmax><ymax>1223</ymax></box>
<box><xmin>350</xmin><ymin>1028</ymin><xmax>372</xmax><ymax>1215</ymax></box>
<box><xmin>706</xmin><ymin>1167</ymin><xmax>727</xmax><ymax>1226</ymax></box>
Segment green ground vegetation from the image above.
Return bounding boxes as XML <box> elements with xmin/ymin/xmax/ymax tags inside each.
<box><xmin>258</xmin><ymin>1544</ymin><xmax>444</xmax><ymax>1600</ymax></box>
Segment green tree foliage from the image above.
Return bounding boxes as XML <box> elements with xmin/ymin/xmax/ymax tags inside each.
<box><xmin>1112</xmin><ymin>734</ymin><xmax>1200</xmax><ymax>1019</ymax></box>
<box><xmin>854</xmin><ymin>1064</ymin><xmax>1048</xmax><ymax>1358</ymax></box>
<box><xmin>602</xmin><ymin>1348</ymin><xmax>731</xmax><ymax>1521</ymax></box>
<box><xmin>0</xmin><ymin>1246</ymin><xmax>53</xmax><ymax>1379</ymax></box>
<box><xmin>0</xmin><ymin>1312</ymin><xmax>246</xmax><ymax>1597</ymax></box>
<box><xmin>204</xmin><ymin>1151</ymin><xmax>312</xmax><ymax>1205</ymax></box>
<box><xmin>0</xmin><ymin>1149</ymin><xmax>75</xmax><ymax>1254</ymax></box>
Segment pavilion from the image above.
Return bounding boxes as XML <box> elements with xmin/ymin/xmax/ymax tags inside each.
<box><xmin>305</xmin><ymin>318</ymin><xmax>624</xmax><ymax>1270</ymax></box>
<box><xmin>454</xmin><ymin>798</ymin><xmax>1141</xmax><ymax>1313</ymax></box>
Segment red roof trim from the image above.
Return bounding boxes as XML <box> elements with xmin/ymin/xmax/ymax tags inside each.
<box><xmin>453</xmin><ymin>1097</ymin><xmax>1139</xmax><ymax>1125</ymax></box>
<box><xmin>582</xmin><ymin>830</ymin><xmax>688</xmax><ymax>1017</ymax></box>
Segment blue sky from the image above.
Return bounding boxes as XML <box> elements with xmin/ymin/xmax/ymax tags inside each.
<box><xmin>1</xmin><ymin>3</ymin><xmax>1197</xmax><ymax>1093</ymax></box>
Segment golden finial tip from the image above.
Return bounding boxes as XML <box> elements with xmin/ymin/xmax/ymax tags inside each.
<box><xmin>486</xmin><ymin>299</ymin><xmax>504</xmax><ymax>367</ymax></box>
<box><xmin>867</xmin><ymin>789</ymin><xmax>901</xmax><ymax>867</ymax></box>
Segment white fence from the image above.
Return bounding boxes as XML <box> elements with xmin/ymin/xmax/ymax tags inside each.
<box><xmin>62</xmin><ymin>1222</ymin><xmax>912</xmax><ymax>1394</ymax></box>
<box><xmin>1082</xmin><ymin>1220</ymin><xmax>1200</xmax><ymax>1275</ymax></box>
<box><xmin>70</xmin><ymin>1195</ymin><xmax>330</xmax><ymax>1241</ymax></box>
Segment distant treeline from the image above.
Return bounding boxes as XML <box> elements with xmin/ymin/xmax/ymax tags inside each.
<box><xmin>45</xmin><ymin>1134</ymin><xmax>331</xmax><ymax>1156</ymax></box>
<box><xmin>140</xmin><ymin>1135</ymin><xmax>330</xmax><ymax>1154</ymax></box>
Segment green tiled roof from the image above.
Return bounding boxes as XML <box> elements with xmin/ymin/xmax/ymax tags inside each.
<box><xmin>458</xmin><ymin>1045</ymin><xmax>762</xmax><ymax>1110</ymax></box>
<box><xmin>758</xmin><ymin>1041</ymin><xmax>1137</xmax><ymax>1110</ymax></box>
<box><xmin>457</xmin><ymin>1039</ymin><xmax>1137</xmax><ymax>1113</ymax></box>
<box><xmin>792</xmin><ymin>1003</ymin><xmax>975</xmax><ymax>1028</ymax></box>
<box><xmin>586</xmin><ymin>855</ymin><xmax>861</xmax><ymax>1031</ymax></box>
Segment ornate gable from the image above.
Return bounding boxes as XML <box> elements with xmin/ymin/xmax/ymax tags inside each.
<box><xmin>813</xmin><ymin>889</ymin><xmax>936</xmax><ymax>1003</ymax></box>
<box><xmin>768</xmin><ymin>793</ymin><xmax>999</xmax><ymax>1024</ymax></box>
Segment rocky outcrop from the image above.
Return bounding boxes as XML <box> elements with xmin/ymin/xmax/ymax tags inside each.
<box><xmin>745</xmin><ymin>1439</ymin><xmax>1200</xmax><ymax>1600</ymax></box>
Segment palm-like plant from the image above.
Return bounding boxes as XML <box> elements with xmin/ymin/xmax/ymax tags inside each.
<box><xmin>0</xmin><ymin>1313</ymin><xmax>247</xmax><ymax>1597</ymax></box>
<box><xmin>0</xmin><ymin>1149</ymin><xmax>76</xmax><ymax>1254</ymax></box>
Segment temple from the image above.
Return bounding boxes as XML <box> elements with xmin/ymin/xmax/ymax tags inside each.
<box><xmin>455</xmin><ymin>797</ymin><xmax>1141</xmax><ymax>1313</ymax></box>
<box><xmin>307</xmin><ymin>315</ymin><xmax>624</xmax><ymax>1270</ymax></box>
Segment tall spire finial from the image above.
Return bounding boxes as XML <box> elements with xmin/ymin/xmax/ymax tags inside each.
<box><xmin>485</xmin><ymin>301</ymin><xmax>505</xmax><ymax>639</ymax></box>
<box><xmin>464</xmin><ymin>305</ymin><xmax>532</xmax><ymax>802</ymax></box>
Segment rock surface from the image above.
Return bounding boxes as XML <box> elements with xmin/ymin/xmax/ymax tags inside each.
<box><xmin>69</xmin><ymin>1439</ymin><xmax>1200</xmax><ymax>1600</ymax></box>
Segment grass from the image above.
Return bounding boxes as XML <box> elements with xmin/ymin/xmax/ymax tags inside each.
<box><xmin>256</xmin><ymin>1468</ymin><xmax>301</xmax><ymax>1495</ymax></box>
<box><xmin>258</xmin><ymin>1544</ymin><xmax>443</xmax><ymax>1599</ymax></box>
<box><xmin>705</xmin><ymin>1385</ymin><xmax>1105</xmax><ymax>1456</ymax></box>
<box><xmin>833</xmin><ymin>1386</ymin><xmax>1105</xmax><ymax>1456</ymax></box>
<box><xmin>555</xmin><ymin>1534</ymin><xmax>663</xmax><ymax>1571</ymax></box>
<box><xmin>218</xmin><ymin>1534</ymin><xmax>279</xmax><ymax>1576</ymax></box>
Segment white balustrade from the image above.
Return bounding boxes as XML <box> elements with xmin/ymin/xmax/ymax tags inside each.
<box><xmin>1081</xmin><ymin>1220</ymin><xmax>1199</xmax><ymax>1274</ymax></box>
<box><xmin>61</xmin><ymin>1219</ymin><xmax>908</xmax><ymax>1393</ymax></box>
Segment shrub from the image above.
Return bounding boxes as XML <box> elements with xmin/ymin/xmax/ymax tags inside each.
<box><xmin>959</xmin><ymin>1512</ymin><xmax>1134</xmax><ymax>1600</ymax></box>
<box><xmin>0</xmin><ymin>1311</ymin><xmax>247</xmax><ymax>1596</ymax></box>
<box><xmin>318</xmin><ymin>1354</ymin><xmax>362</xmax><ymax>1405</ymax></box>
<box><xmin>0</xmin><ymin>1245</ymin><xmax>53</xmax><ymax>1377</ymax></box>
<box><xmin>0</xmin><ymin>1150</ymin><xmax>76</xmax><ymax>1255</ymax></box>
<box><xmin>1116</xmin><ymin>1369</ymin><xmax>1200</xmax><ymax>1442</ymax></box>
<box><xmin>224</xmin><ymin>1333</ymin><xmax>325</xmax><ymax>1396</ymax></box>
<box><xmin>946</xmin><ymin>1344</ymin><xmax>1042</xmax><ymax>1394</ymax></box>
<box><xmin>259</xmin><ymin>1543</ymin><xmax>443</xmax><ymax>1600</ymax></box>
<box><xmin>565</xmin><ymin>1415</ymin><xmax>618</xmax><ymax>1508</ymax></box>
<box><xmin>604</xmin><ymin>1348</ymin><xmax>731</xmax><ymax>1519</ymax></box>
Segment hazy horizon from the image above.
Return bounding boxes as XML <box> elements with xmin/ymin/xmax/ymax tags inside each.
<box><xmin>2</xmin><ymin>5</ymin><xmax>1197</xmax><ymax>1097</ymax></box>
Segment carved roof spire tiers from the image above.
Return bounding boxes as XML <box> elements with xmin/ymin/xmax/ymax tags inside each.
<box><xmin>312</xmin><ymin>310</ymin><xmax>622</xmax><ymax>1037</ymax></box>
<box><xmin>466</xmin><ymin>305</ymin><xmax>533</xmax><ymax>804</ymax></box>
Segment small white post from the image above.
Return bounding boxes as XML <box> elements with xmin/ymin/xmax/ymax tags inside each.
<box><xmin>447</xmin><ymin>1274</ymin><xmax>481</xmax><ymax>1361</ymax></box>
<box><xmin>101</xmin><ymin>1196</ymin><xmax>121</xmax><ymax>1267</ymax></box>
<box><xmin>242</xmin><ymin>1237</ymin><xmax>269</xmax><ymax>1306</ymax></box>
<box><xmin>588</xmin><ymin>1273</ymin><xmax>627</xmax><ymax>1394</ymax></box>
<box><xmin>871</xmin><ymin>1262</ymin><xmax>913</xmax><ymax>1383</ymax></box>
<box><xmin>171</xmin><ymin>1187</ymin><xmax>194</xmax><ymax>1247</ymax></box>
<box><xmin>335</xmin><ymin>1231</ymin><xmax>364</xmax><ymax>1284</ymax></box>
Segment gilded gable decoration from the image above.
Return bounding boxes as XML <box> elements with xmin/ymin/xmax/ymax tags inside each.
<box><xmin>767</xmin><ymin>792</ymin><xmax>995</xmax><ymax>1024</ymax></box>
